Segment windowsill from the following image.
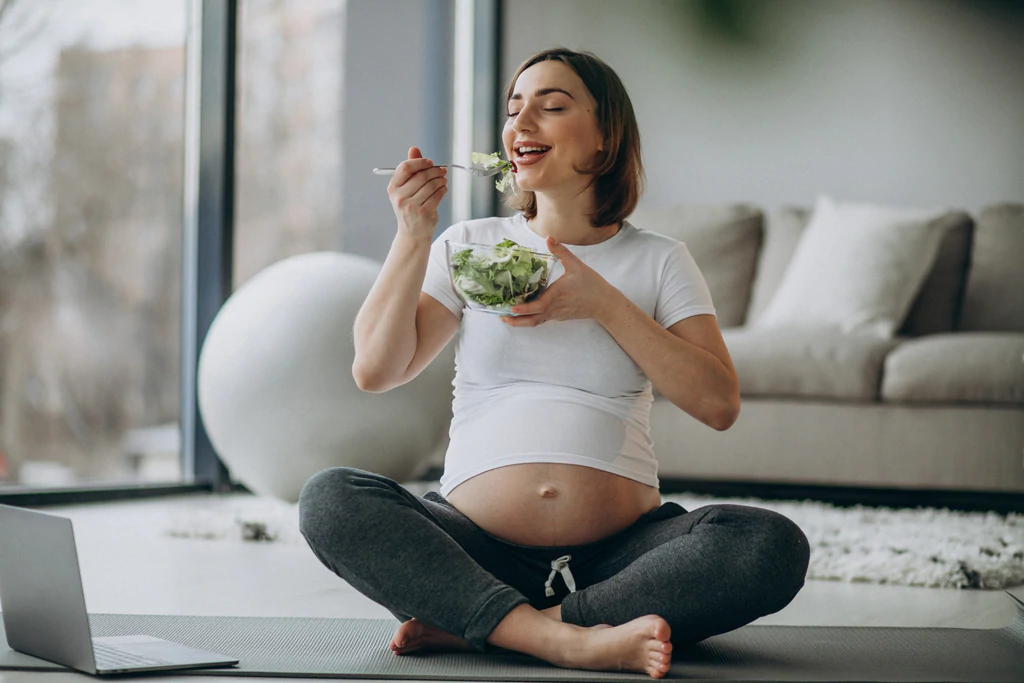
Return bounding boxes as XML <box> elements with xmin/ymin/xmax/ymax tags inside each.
<box><xmin>0</xmin><ymin>482</ymin><xmax>248</xmax><ymax>507</ymax></box>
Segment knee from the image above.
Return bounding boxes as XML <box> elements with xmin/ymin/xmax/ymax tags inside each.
<box><xmin>297</xmin><ymin>466</ymin><xmax>372</xmax><ymax>546</ymax></box>
<box><xmin>748</xmin><ymin>508</ymin><xmax>810</xmax><ymax>610</ymax></box>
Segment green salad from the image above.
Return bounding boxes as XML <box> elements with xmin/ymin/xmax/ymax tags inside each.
<box><xmin>471</xmin><ymin>151</ymin><xmax>516</xmax><ymax>192</ymax></box>
<box><xmin>449</xmin><ymin>239</ymin><xmax>552</xmax><ymax>309</ymax></box>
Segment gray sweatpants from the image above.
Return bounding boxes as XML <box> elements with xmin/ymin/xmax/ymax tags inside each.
<box><xmin>298</xmin><ymin>467</ymin><xmax>810</xmax><ymax>652</ymax></box>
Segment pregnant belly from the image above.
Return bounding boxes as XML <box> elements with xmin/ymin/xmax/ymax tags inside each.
<box><xmin>445</xmin><ymin>463</ymin><xmax>662</xmax><ymax>546</ymax></box>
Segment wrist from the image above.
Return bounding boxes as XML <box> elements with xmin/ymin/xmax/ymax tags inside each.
<box><xmin>593</xmin><ymin>281</ymin><xmax>626</xmax><ymax>327</ymax></box>
<box><xmin>393</xmin><ymin>229</ymin><xmax>433</xmax><ymax>251</ymax></box>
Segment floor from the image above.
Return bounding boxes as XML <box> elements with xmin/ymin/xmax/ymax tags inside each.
<box><xmin>1</xmin><ymin>492</ymin><xmax>1022</xmax><ymax>683</ymax></box>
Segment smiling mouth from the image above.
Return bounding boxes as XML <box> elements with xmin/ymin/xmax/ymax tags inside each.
<box><xmin>512</xmin><ymin>147</ymin><xmax>552</xmax><ymax>168</ymax></box>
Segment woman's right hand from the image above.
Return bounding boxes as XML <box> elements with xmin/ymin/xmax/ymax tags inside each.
<box><xmin>388</xmin><ymin>146</ymin><xmax>448</xmax><ymax>241</ymax></box>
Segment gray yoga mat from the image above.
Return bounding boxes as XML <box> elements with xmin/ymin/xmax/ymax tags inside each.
<box><xmin>2</xmin><ymin>593</ymin><xmax>1023</xmax><ymax>681</ymax></box>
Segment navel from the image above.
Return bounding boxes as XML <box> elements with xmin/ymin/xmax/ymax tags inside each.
<box><xmin>538</xmin><ymin>485</ymin><xmax>560</xmax><ymax>498</ymax></box>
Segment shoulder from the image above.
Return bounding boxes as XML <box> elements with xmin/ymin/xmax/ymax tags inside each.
<box><xmin>620</xmin><ymin>219</ymin><xmax>683</xmax><ymax>250</ymax></box>
<box><xmin>616</xmin><ymin>220</ymin><xmax>687</xmax><ymax>262</ymax></box>
<box><xmin>617</xmin><ymin>221</ymin><xmax>703</xmax><ymax>281</ymax></box>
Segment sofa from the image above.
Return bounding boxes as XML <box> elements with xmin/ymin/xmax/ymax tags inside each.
<box><xmin>196</xmin><ymin>201</ymin><xmax>1024</xmax><ymax>505</ymax></box>
<box><xmin>624</xmin><ymin>202</ymin><xmax>1024</xmax><ymax>500</ymax></box>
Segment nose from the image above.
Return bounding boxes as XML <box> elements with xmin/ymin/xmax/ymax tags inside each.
<box><xmin>510</xmin><ymin>103</ymin><xmax>540</xmax><ymax>132</ymax></box>
<box><xmin>506</xmin><ymin>117</ymin><xmax>533</xmax><ymax>156</ymax></box>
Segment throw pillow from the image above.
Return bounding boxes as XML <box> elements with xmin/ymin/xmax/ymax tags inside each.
<box><xmin>755</xmin><ymin>195</ymin><xmax>951</xmax><ymax>337</ymax></box>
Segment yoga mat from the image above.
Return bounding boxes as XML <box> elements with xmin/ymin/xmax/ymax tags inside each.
<box><xmin>2</xmin><ymin>593</ymin><xmax>1022</xmax><ymax>681</ymax></box>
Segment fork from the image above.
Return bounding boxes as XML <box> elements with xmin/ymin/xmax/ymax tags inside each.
<box><xmin>372</xmin><ymin>164</ymin><xmax>504</xmax><ymax>178</ymax></box>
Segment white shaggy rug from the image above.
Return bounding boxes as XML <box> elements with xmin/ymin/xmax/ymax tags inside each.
<box><xmin>163</xmin><ymin>482</ymin><xmax>1024</xmax><ymax>590</ymax></box>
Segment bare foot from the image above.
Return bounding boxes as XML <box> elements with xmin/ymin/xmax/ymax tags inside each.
<box><xmin>389</xmin><ymin>618</ymin><xmax>476</xmax><ymax>655</ymax></box>
<box><xmin>562</xmin><ymin>615</ymin><xmax>673</xmax><ymax>679</ymax></box>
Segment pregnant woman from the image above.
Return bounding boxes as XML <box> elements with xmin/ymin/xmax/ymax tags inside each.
<box><xmin>299</xmin><ymin>47</ymin><xmax>809</xmax><ymax>679</ymax></box>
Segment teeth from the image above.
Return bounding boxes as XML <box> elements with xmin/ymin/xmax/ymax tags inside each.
<box><xmin>517</xmin><ymin>146</ymin><xmax>550</xmax><ymax>154</ymax></box>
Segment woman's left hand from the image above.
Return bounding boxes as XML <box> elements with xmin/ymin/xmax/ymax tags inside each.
<box><xmin>501</xmin><ymin>236</ymin><xmax>615</xmax><ymax>326</ymax></box>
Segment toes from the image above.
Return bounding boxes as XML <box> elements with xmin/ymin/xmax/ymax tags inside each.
<box><xmin>390</xmin><ymin>620</ymin><xmax>425</xmax><ymax>652</ymax></box>
<box><xmin>647</xmin><ymin>660</ymin><xmax>669</xmax><ymax>679</ymax></box>
<box><xmin>651</xmin><ymin>617</ymin><xmax>671</xmax><ymax>643</ymax></box>
<box><xmin>648</xmin><ymin>656</ymin><xmax>670</xmax><ymax>670</ymax></box>
<box><xmin>647</xmin><ymin>642</ymin><xmax>672</xmax><ymax>677</ymax></box>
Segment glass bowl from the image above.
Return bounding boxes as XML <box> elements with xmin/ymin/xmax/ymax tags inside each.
<box><xmin>445</xmin><ymin>240</ymin><xmax>559</xmax><ymax>315</ymax></box>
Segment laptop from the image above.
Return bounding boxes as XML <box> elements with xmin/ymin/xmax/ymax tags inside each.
<box><xmin>0</xmin><ymin>503</ymin><xmax>239</xmax><ymax>675</ymax></box>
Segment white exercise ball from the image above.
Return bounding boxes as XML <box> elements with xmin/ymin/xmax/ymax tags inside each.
<box><xmin>197</xmin><ymin>251</ymin><xmax>455</xmax><ymax>502</ymax></box>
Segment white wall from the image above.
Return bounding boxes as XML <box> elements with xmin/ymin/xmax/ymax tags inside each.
<box><xmin>501</xmin><ymin>0</ymin><xmax>1024</xmax><ymax>214</ymax></box>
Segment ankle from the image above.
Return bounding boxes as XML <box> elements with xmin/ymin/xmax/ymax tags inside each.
<box><xmin>487</xmin><ymin>604</ymin><xmax>580</xmax><ymax>664</ymax></box>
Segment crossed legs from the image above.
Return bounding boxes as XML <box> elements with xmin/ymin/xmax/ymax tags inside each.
<box><xmin>298</xmin><ymin>467</ymin><xmax>809</xmax><ymax>678</ymax></box>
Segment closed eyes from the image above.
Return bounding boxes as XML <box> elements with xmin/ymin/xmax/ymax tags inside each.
<box><xmin>506</xmin><ymin>108</ymin><xmax>563</xmax><ymax>117</ymax></box>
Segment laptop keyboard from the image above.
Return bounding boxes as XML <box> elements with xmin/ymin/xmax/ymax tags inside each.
<box><xmin>93</xmin><ymin>641</ymin><xmax>172</xmax><ymax>669</ymax></box>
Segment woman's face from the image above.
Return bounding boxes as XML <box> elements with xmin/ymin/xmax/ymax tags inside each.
<box><xmin>502</xmin><ymin>61</ymin><xmax>604</xmax><ymax>194</ymax></box>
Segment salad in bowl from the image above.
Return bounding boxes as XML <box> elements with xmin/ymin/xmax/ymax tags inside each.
<box><xmin>446</xmin><ymin>239</ymin><xmax>559</xmax><ymax>315</ymax></box>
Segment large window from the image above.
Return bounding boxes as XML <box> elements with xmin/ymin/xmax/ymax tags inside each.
<box><xmin>0</xmin><ymin>0</ymin><xmax>188</xmax><ymax>489</ymax></box>
<box><xmin>233</xmin><ymin>0</ymin><xmax>344</xmax><ymax>289</ymax></box>
<box><xmin>0</xmin><ymin>0</ymin><xmax>460</xmax><ymax>500</ymax></box>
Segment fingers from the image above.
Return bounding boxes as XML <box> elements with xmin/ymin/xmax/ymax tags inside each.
<box><xmin>408</xmin><ymin>167</ymin><xmax>447</xmax><ymax>206</ymax></box>
<box><xmin>389</xmin><ymin>156</ymin><xmax>435</xmax><ymax>190</ymax></box>
<box><xmin>387</xmin><ymin>148</ymin><xmax>447</xmax><ymax>238</ymax></box>
<box><xmin>391</xmin><ymin>164</ymin><xmax>446</xmax><ymax>208</ymax></box>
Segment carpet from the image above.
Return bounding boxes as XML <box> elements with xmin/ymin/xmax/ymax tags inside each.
<box><xmin>163</xmin><ymin>481</ymin><xmax>1024</xmax><ymax>590</ymax></box>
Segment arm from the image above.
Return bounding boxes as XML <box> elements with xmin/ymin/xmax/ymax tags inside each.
<box><xmin>352</xmin><ymin>233</ymin><xmax>430</xmax><ymax>392</ymax></box>
<box><xmin>353</xmin><ymin>148</ymin><xmax>451</xmax><ymax>392</ymax></box>
<box><xmin>596</xmin><ymin>298</ymin><xmax>740</xmax><ymax>431</ymax></box>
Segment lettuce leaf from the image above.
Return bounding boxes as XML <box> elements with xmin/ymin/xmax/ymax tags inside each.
<box><xmin>450</xmin><ymin>239</ymin><xmax>550</xmax><ymax>309</ymax></box>
<box><xmin>471</xmin><ymin>151</ymin><xmax>516</xmax><ymax>192</ymax></box>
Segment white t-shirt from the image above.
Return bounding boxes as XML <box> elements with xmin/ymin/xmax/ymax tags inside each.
<box><xmin>422</xmin><ymin>212</ymin><xmax>716</xmax><ymax>497</ymax></box>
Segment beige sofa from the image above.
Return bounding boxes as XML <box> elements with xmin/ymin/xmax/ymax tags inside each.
<box><xmin>623</xmin><ymin>202</ymin><xmax>1024</xmax><ymax>503</ymax></box>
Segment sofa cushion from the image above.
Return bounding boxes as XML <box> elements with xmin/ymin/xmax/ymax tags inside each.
<box><xmin>720</xmin><ymin>328</ymin><xmax>900</xmax><ymax>400</ymax></box>
<box><xmin>746</xmin><ymin>207</ymin><xmax>808</xmax><ymax>325</ymax></box>
<box><xmin>627</xmin><ymin>204</ymin><xmax>762</xmax><ymax>328</ymax></box>
<box><xmin>898</xmin><ymin>212</ymin><xmax>973</xmax><ymax>336</ymax></box>
<box><xmin>748</xmin><ymin>207</ymin><xmax>974</xmax><ymax>337</ymax></box>
<box><xmin>881</xmin><ymin>333</ymin><xmax>1024</xmax><ymax>405</ymax></box>
<box><xmin>754</xmin><ymin>196</ymin><xmax>954</xmax><ymax>338</ymax></box>
<box><xmin>959</xmin><ymin>203</ymin><xmax>1024</xmax><ymax>332</ymax></box>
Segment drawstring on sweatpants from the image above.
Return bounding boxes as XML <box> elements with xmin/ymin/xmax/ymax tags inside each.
<box><xmin>544</xmin><ymin>555</ymin><xmax>576</xmax><ymax>597</ymax></box>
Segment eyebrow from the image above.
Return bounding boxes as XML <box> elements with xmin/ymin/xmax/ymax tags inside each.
<box><xmin>509</xmin><ymin>87</ymin><xmax>575</xmax><ymax>102</ymax></box>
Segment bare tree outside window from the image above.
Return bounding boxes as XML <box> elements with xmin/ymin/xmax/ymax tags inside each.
<box><xmin>0</xmin><ymin>0</ymin><xmax>188</xmax><ymax>487</ymax></box>
<box><xmin>0</xmin><ymin>0</ymin><xmax>346</xmax><ymax>490</ymax></box>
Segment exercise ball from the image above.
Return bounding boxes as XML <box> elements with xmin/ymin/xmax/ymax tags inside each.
<box><xmin>197</xmin><ymin>251</ymin><xmax>455</xmax><ymax>502</ymax></box>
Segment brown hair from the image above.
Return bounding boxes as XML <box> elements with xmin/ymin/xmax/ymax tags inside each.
<box><xmin>501</xmin><ymin>47</ymin><xmax>645</xmax><ymax>229</ymax></box>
